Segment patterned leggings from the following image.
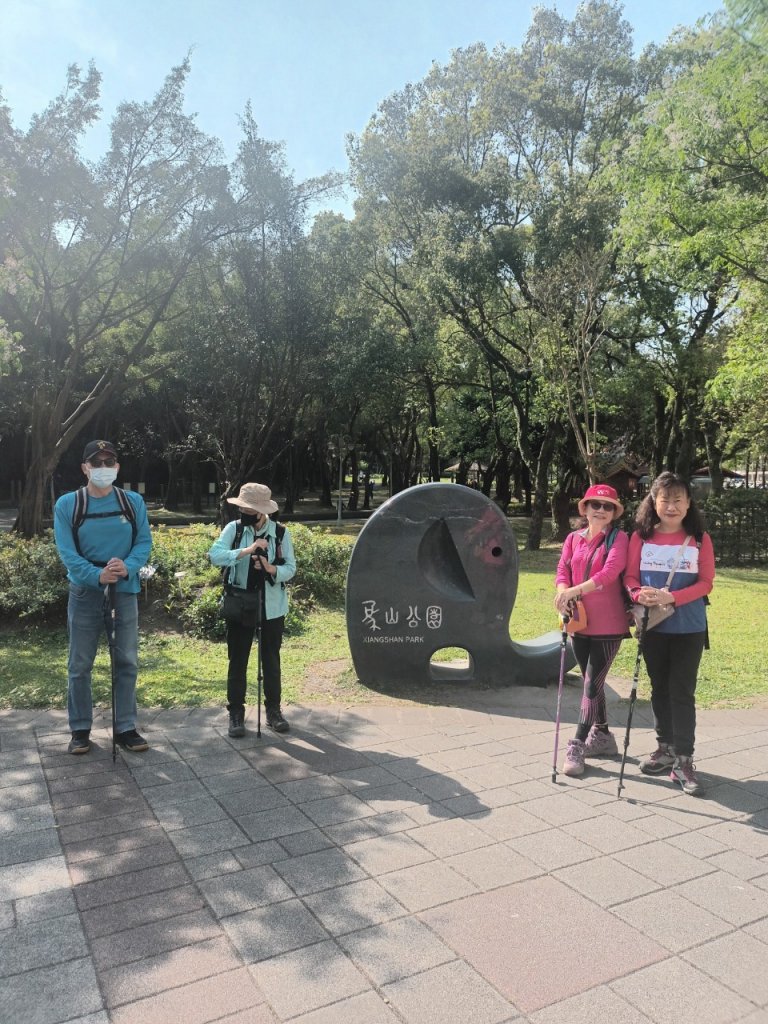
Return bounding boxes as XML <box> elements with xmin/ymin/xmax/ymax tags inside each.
<box><xmin>570</xmin><ymin>635</ymin><xmax>622</xmax><ymax>742</ymax></box>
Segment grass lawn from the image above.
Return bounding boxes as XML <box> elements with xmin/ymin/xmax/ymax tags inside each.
<box><xmin>2</xmin><ymin>546</ymin><xmax>766</xmax><ymax>712</ymax></box>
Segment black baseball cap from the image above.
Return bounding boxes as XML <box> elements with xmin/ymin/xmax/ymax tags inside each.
<box><xmin>82</xmin><ymin>440</ymin><xmax>118</xmax><ymax>462</ymax></box>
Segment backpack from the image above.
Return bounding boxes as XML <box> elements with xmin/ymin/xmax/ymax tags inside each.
<box><xmin>71</xmin><ymin>486</ymin><xmax>137</xmax><ymax>566</ymax></box>
<box><xmin>225</xmin><ymin>520</ymin><xmax>287</xmax><ymax>588</ymax></box>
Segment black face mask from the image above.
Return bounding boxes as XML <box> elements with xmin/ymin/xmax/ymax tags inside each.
<box><xmin>240</xmin><ymin>512</ymin><xmax>261</xmax><ymax>526</ymax></box>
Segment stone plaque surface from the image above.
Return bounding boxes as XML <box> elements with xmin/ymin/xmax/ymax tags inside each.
<box><xmin>346</xmin><ymin>483</ymin><xmax>573</xmax><ymax>688</ymax></box>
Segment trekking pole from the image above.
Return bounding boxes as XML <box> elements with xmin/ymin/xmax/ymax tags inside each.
<box><xmin>552</xmin><ymin>610</ymin><xmax>571</xmax><ymax>783</ymax></box>
<box><xmin>255</xmin><ymin>579</ymin><xmax>265</xmax><ymax>739</ymax></box>
<box><xmin>107</xmin><ymin>582</ymin><xmax>118</xmax><ymax>764</ymax></box>
<box><xmin>617</xmin><ymin>605</ymin><xmax>649</xmax><ymax>797</ymax></box>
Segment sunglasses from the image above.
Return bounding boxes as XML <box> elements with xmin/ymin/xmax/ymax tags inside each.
<box><xmin>587</xmin><ymin>500</ymin><xmax>615</xmax><ymax>512</ymax></box>
<box><xmin>88</xmin><ymin>457</ymin><xmax>117</xmax><ymax>468</ymax></box>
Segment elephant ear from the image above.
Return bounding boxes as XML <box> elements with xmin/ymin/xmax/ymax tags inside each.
<box><xmin>417</xmin><ymin>519</ymin><xmax>475</xmax><ymax>602</ymax></box>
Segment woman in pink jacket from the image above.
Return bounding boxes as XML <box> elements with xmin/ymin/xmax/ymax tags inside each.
<box><xmin>554</xmin><ymin>483</ymin><xmax>630</xmax><ymax>777</ymax></box>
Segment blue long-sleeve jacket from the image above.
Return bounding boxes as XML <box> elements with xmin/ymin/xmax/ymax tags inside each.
<box><xmin>54</xmin><ymin>488</ymin><xmax>152</xmax><ymax>593</ymax></box>
<box><xmin>208</xmin><ymin>518</ymin><xmax>296</xmax><ymax>620</ymax></box>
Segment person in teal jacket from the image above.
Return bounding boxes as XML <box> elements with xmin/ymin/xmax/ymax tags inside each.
<box><xmin>208</xmin><ymin>482</ymin><xmax>296</xmax><ymax>737</ymax></box>
<box><xmin>53</xmin><ymin>440</ymin><xmax>152</xmax><ymax>755</ymax></box>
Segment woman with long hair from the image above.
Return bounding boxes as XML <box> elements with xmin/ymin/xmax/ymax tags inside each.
<box><xmin>624</xmin><ymin>471</ymin><xmax>715</xmax><ymax>796</ymax></box>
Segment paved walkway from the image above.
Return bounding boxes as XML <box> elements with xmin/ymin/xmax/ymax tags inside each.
<box><xmin>1</xmin><ymin>683</ymin><xmax>767</xmax><ymax>1024</ymax></box>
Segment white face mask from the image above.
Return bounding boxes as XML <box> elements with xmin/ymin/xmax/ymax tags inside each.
<box><xmin>89</xmin><ymin>466</ymin><xmax>118</xmax><ymax>488</ymax></box>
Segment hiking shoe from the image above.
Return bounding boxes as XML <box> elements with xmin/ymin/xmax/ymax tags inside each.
<box><xmin>639</xmin><ymin>743</ymin><xmax>675</xmax><ymax>775</ymax></box>
<box><xmin>228</xmin><ymin>711</ymin><xmax>246</xmax><ymax>738</ymax></box>
<box><xmin>584</xmin><ymin>726</ymin><xmax>618</xmax><ymax>758</ymax></box>
<box><xmin>115</xmin><ymin>729</ymin><xmax>149</xmax><ymax>752</ymax></box>
<box><xmin>563</xmin><ymin>738</ymin><xmax>586</xmax><ymax>776</ymax></box>
<box><xmin>68</xmin><ymin>730</ymin><xmax>90</xmax><ymax>755</ymax></box>
<box><xmin>670</xmin><ymin>756</ymin><xmax>703</xmax><ymax>796</ymax></box>
<box><xmin>266</xmin><ymin>707</ymin><xmax>289</xmax><ymax>733</ymax></box>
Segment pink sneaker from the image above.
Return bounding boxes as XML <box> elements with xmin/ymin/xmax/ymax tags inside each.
<box><xmin>670</xmin><ymin>756</ymin><xmax>703</xmax><ymax>796</ymax></box>
<box><xmin>584</xmin><ymin>726</ymin><xmax>618</xmax><ymax>758</ymax></box>
<box><xmin>563</xmin><ymin>739</ymin><xmax>586</xmax><ymax>776</ymax></box>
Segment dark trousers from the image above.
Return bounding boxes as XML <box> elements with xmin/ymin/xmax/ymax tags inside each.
<box><xmin>570</xmin><ymin>635</ymin><xmax>622</xmax><ymax>742</ymax></box>
<box><xmin>642</xmin><ymin>631</ymin><xmax>705</xmax><ymax>758</ymax></box>
<box><xmin>226</xmin><ymin>615</ymin><xmax>284</xmax><ymax>713</ymax></box>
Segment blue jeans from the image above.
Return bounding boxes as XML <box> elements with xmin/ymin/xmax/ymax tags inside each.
<box><xmin>67</xmin><ymin>585</ymin><xmax>139</xmax><ymax>734</ymax></box>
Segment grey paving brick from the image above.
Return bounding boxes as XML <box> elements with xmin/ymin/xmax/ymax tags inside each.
<box><xmin>142</xmin><ymin>779</ymin><xmax>210</xmax><ymax>809</ymax></box>
<box><xmin>289</xmin><ymin>990</ymin><xmax>400</xmax><ymax>1023</ymax></box>
<box><xmin>706</xmin><ymin>848</ymin><xmax>768</xmax><ymax>880</ymax></box>
<box><xmin>100</xmin><ymin>934</ymin><xmax>244</xmax><ymax>1007</ymax></box>
<box><xmin>202</xmin><ymin>768</ymin><xmax>271</xmax><ymax>797</ymax></box>
<box><xmin>272</xmin><ymin>846</ymin><xmax>367</xmax><ymax>896</ymax></box>
<box><xmin>249</xmin><ymin>939</ymin><xmax>369</xmax><ymax>1019</ymax></box>
<box><xmin>407</xmin><ymin>817</ymin><xmax>494</xmax><ymax>858</ymax></box>
<box><xmin>185</xmin><ymin>850</ymin><xmax>244</xmax><ymax>881</ymax></box>
<box><xmin>560</xmin><ymin>814</ymin><xmax>657</xmax><ymax>854</ymax></box>
<box><xmin>322</xmin><ymin>810</ymin><xmax>414</xmax><ymax>845</ymax></box>
<box><xmin>339</xmin><ymin>915</ymin><xmax>455</xmax><ymax>984</ymax></box>
<box><xmin>108</xmin><ymin>967</ymin><xmax>265</xmax><ymax>1024</ymax></box>
<box><xmin>167</xmin><ymin>818</ymin><xmax>251</xmax><ymax>858</ymax></box>
<box><xmin>0</xmin><ymin>855</ymin><xmax>70</xmax><ymax>901</ymax></box>
<box><xmin>0</xmin><ymin>802</ymin><xmax>56</xmax><ymax>834</ymax></box>
<box><xmin>233</xmin><ymin>841</ymin><xmax>288</xmax><ymax>869</ymax></box>
<box><xmin>128</xmin><ymin>761</ymin><xmax>197</xmax><ymax>788</ymax></box>
<box><xmin>555</xmin><ymin>854</ymin><xmax>663</xmax><ymax>907</ymax></box>
<box><xmin>381</xmin><ymin>960</ymin><xmax>515</xmax><ymax>1024</ymax></box>
<box><xmin>0</xmin><ymin>765</ymin><xmax>46</xmax><ymax>790</ymax></box>
<box><xmin>58</xmin><ymin>810</ymin><xmax>158</xmax><ymax>845</ymax></box>
<box><xmin>528</xmin><ymin>984</ymin><xmax>656</xmax><ymax>1024</ymax></box>
<box><xmin>216</xmin><ymin>785</ymin><xmax>291</xmax><ymax>816</ymax></box>
<box><xmin>611</xmin><ymin>956</ymin><xmax>753</xmax><ymax>1024</ymax></box>
<box><xmin>275</xmin><ymin>828</ymin><xmax>334</xmax><ymax>857</ymax></box>
<box><xmin>52</xmin><ymin>790</ymin><xmax>148</xmax><ymax>825</ymax></box>
<box><xmin>15</xmin><ymin>886</ymin><xmax>77</xmax><ymax>924</ymax></box>
<box><xmin>344</xmin><ymin>832</ymin><xmax>434</xmax><ymax>875</ymax></box>
<box><xmin>683</xmin><ymin>930</ymin><xmax>768</xmax><ymax>1004</ymax></box>
<box><xmin>69</xmin><ymin>839</ymin><xmax>179</xmax><ymax>884</ymax></box>
<box><xmin>237</xmin><ymin>805</ymin><xmax>315</xmax><ymax>842</ymax></box>
<box><xmin>91</xmin><ymin>907</ymin><xmax>221</xmax><ymax>970</ymax></box>
<box><xmin>3</xmin><ymin>956</ymin><xmax>103</xmax><ymax>1024</ymax></box>
<box><xmin>611</xmin><ymin>888</ymin><xmax>733</xmax><ymax>952</ymax></box>
<box><xmin>80</xmin><ymin>883</ymin><xmax>206</xmax><ymax>939</ymax></box>
<box><xmin>275</xmin><ymin>775</ymin><xmax>348</xmax><ymax>803</ymax></box>
<box><xmin>0</xmin><ymin>780</ymin><xmax>49</xmax><ymax>810</ymax></box>
<box><xmin>699</xmin><ymin>820</ymin><xmax>768</xmax><ymax>859</ymax></box>
<box><xmin>47</xmin><ymin>767</ymin><xmax>134</xmax><ymax>797</ymax></box>
<box><xmin>0</xmin><ymin>827</ymin><xmax>62</xmax><ymax>867</ymax></box>
<box><xmin>199</xmin><ymin>863</ymin><xmax>294</xmax><ymax>916</ymax></box>
<box><xmin>377</xmin><ymin>859</ymin><xmax>479</xmax><ymax>911</ymax></box>
<box><xmin>152</xmin><ymin>795</ymin><xmax>230</xmax><ymax>831</ymax></box>
<box><xmin>74</xmin><ymin>860</ymin><xmax>191</xmax><ymax>911</ymax></box>
<box><xmin>62</xmin><ymin>824</ymin><xmax>167</xmax><ymax>863</ymax></box>
<box><xmin>303</xmin><ymin>878</ymin><xmax>406</xmax><ymax>935</ymax></box>
<box><xmin>0</xmin><ymin>899</ymin><xmax>14</xmax><ymax>929</ymax></box>
<box><xmin>506</xmin><ymin>826</ymin><xmax>600</xmax><ymax>871</ymax></box>
<box><xmin>298</xmin><ymin>793</ymin><xmax>379</xmax><ymax>827</ymax></box>
<box><xmin>445</xmin><ymin>843</ymin><xmax>542</xmax><ymax>889</ymax></box>
<box><xmin>464</xmin><ymin>802</ymin><xmax>551</xmax><ymax>841</ymax></box>
<box><xmin>675</xmin><ymin>870</ymin><xmax>768</xmax><ymax>926</ymax></box>
<box><xmin>0</xmin><ymin>913</ymin><xmax>88</xmax><ymax>976</ymax></box>
<box><xmin>221</xmin><ymin>897</ymin><xmax>329</xmax><ymax>962</ymax></box>
<box><xmin>186</xmin><ymin>751</ymin><xmax>252</xmax><ymax>778</ymax></box>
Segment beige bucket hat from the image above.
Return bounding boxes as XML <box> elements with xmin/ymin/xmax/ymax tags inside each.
<box><xmin>226</xmin><ymin>482</ymin><xmax>279</xmax><ymax>515</ymax></box>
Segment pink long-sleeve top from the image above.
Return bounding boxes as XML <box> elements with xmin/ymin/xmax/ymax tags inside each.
<box><xmin>556</xmin><ymin>527</ymin><xmax>630</xmax><ymax>637</ymax></box>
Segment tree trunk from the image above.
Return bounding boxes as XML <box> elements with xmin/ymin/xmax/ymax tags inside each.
<box><xmin>347</xmin><ymin>449</ymin><xmax>360</xmax><ymax>510</ymax></box>
<box><xmin>526</xmin><ymin>423</ymin><xmax>557</xmax><ymax>551</ymax></box>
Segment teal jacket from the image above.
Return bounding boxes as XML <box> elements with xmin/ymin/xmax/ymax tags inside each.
<box><xmin>208</xmin><ymin>518</ymin><xmax>296</xmax><ymax>620</ymax></box>
<box><xmin>53</xmin><ymin>488</ymin><xmax>152</xmax><ymax>593</ymax></box>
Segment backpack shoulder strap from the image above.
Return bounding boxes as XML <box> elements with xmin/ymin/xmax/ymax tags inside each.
<box><xmin>72</xmin><ymin>487</ymin><xmax>89</xmax><ymax>557</ymax></box>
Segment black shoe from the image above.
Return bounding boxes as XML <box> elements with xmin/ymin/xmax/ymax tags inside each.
<box><xmin>68</xmin><ymin>730</ymin><xmax>91</xmax><ymax>755</ymax></box>
<box><xmin>266</xmin><ymin>707</ymin><xmax>289</xmax><ymax>733</ymax></box>
<box><xmin>115</xmin><ymin>729</ymin><xmax>149</xmax><ymax>752</ymax></box>
<box><xmin>228</xmin><ymin>711</ymin><xmax>245</xmax><ymax>738</ymax></box>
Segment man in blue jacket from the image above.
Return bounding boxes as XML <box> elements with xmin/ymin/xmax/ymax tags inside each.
<box><xmin>54</xmin><ymin>440</ymin><xmax>152</xmax><ymax>755</ymax></box>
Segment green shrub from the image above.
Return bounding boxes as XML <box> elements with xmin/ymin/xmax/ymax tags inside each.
<box><xmin>0</xmin><ymin>531</ymin><xmax>68</xmax><ymax>619</ymax></box>
<box><xmin>0</xmin><ymin>521</ymin><xmax>354</xmax><ymax>630</ymax></box>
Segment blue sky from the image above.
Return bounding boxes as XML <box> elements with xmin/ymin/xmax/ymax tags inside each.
<box><xmin>2</xmin><ymin>0</ymin><xmax>720</xmax><ymax>215</ymax></box>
